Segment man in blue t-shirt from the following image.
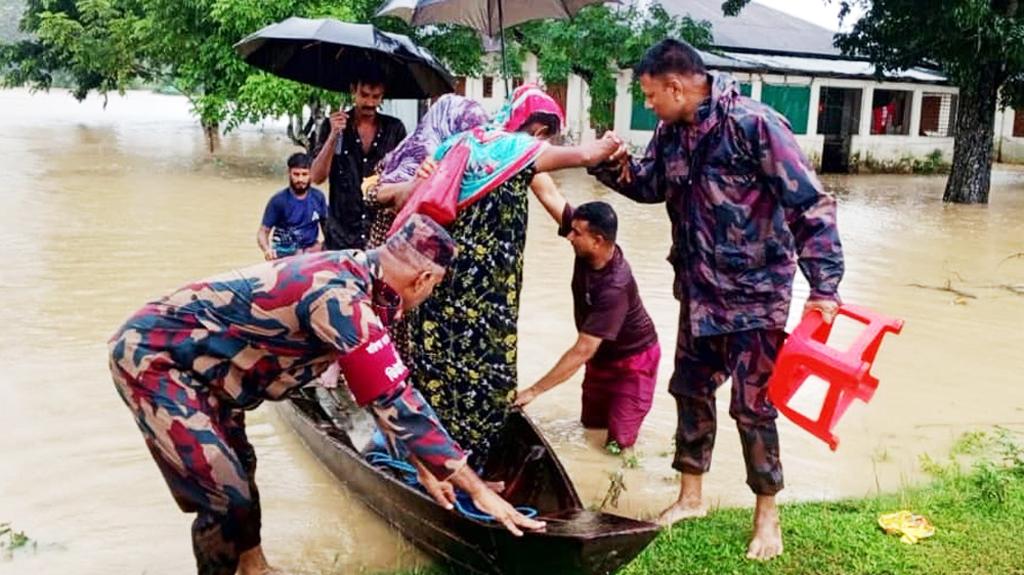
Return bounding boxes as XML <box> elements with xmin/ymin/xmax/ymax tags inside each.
<box><xmin>258</xmin><ymin>152</ymin><xmax>328</xmax><ymax>259</ymax></box>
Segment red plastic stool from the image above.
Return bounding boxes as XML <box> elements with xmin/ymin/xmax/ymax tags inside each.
<box><xmin>767</xmin><ymin>304</ymin><xmax>904</xmax><ymax>451</ymax></box>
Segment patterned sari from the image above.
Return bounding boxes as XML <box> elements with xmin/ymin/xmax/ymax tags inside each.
<box><xmin>408</xmin><ymin>168</ymin><xmax>534</xmax><ymax>469</ymax></box>
<box><xmin>407</xmin><ymin>85</ymin><xmax>564</xmax><ymax>469</ymax></box>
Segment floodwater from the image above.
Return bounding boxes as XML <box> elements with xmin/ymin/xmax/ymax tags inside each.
<box><xmin>1</xmin><ymin>88</ymin><xmax>1022</xmax><ymax>574</ymax></box>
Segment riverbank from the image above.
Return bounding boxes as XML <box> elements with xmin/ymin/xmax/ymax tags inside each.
<box><xmin>387</xmin><ymin>429</ymin><xmax>1024</xmax><ymax>575</ymax></box>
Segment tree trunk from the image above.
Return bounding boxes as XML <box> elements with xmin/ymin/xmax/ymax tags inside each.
<box><xmin>286</xmin><ymin>100</ymin><xmax>325</xmax><ymax>154</ymax></box>
<box><xmin>202</xmin><ymin>122</ymin><xmax>220</xmax><ymax>154</ymax></box>
<box><xmin>287</xmin><ymin>113</ymin><xmax>307</xmax><ymax>150</ymax></box>
<box><xmin>943</xmin><ymin>66</ymin><xmax>1001</xmax><ymax>204</ymax></box>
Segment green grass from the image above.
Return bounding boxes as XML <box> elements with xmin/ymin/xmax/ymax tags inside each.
<box><xmin>386</xmin><ymin>429</ymin><xmax>1024</xmax><ymax>575</ymax></box>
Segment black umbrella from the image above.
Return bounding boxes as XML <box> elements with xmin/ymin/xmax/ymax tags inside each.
<box><xmin>234</xmin><ymin>17</ymin><xmax>455</xmax><ymax>99</ymax></box>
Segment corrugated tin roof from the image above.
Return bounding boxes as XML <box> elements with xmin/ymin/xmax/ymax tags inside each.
<box><xmin>630</xmin><ymin>1</ymin><xmax>948</xmax><ymax>84</ymax></box>
<box><xmin>661</xmin><ymin>0</ymin><xmax>842</xmax><ymax>56</ymax></box>
<box><xmin>705</xmin><ymin>50</ymin><xmax>949</xmax><ymax>84</ymax></box>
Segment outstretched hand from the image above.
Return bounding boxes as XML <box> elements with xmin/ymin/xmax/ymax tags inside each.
<box><xmin>584</xmin><ymin>134</ymin><xmax>620</xmax><ymax>167</ymax></box>
<box><xmin>447</xmin><ymin>466</ymin><xmax>546</xmax><ymax>536</ymax></box>
<box><xmin>597</xmin><ymin>131</ymin><xmax>632</xmax><ymax>183</ymax></box>
<box><xmin>469</xmin><ymin>485</ymin><xmax>546</xmax><ymax>537</ymax></box>
<box><xmin>512</xmin><ymin>386</ymin><xmax>540</xmax><ymax>408</ymax></box>
<box><xmin>411</xmin><ymin>456</ymin><xmax>456</xmax><ymax>510</ymax></box>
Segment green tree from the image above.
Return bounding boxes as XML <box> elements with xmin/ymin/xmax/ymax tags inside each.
<box><xmin>1</xmin><ymin>0</ymin><xmax>350</xmax><ymax>150</ymax></box>
<box><xmin>0</xmin><ymin>0</ymin><xmax>484</xmax><ymax>151</ymax></box>
<box><xmin>2</xmin><ymin>1</ymin><xmax>707</xmax><ymax>152</ymax></box>
<box><xmin>723</xmin><ymin>0</ymin><xmax>1024</xmax><ymax>204</ymax></box>
<box><xmin>515</xmin><ymin>3</ymin><xmax>713</xmax><ymax>134</ymax></box>
<box><xmin>0</xmin><ymin>0</ymin><xmax>148</xmax><ymax>101</ymax></box>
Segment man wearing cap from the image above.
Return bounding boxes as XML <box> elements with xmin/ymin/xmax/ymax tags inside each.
<box><xmin>109</xmin><ymin>215</ymin><xmax>543</xmax><ymax>575</ymax></box>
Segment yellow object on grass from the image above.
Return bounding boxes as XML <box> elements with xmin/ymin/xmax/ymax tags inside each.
<box><xmin>878</xmin><ymin>511</ymin><xmax>935</xmax><ymax>544</ymax></box>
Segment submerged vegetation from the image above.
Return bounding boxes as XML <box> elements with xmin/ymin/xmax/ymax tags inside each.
<box><xmin>0</xmin><ymin>522</ymin><xmax>35</xmax><ymax>560</ymax></box>
<box><xmin>851</xmin><ymin>149</ymin><xmax>951</xmax><ymax>175</ymax></box>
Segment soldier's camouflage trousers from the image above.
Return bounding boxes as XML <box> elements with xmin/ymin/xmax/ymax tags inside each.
<box><xmin>110</xmin><ymin>342</ymin><xmax>468</xmax><ymax>575</ymax></box>
<box><xmin>109</xmin><ymin>356</ymin><xmax>262</xmax><ymax>575</ymax></box>
<box><xmin>669</xmin><ymin>303</ymin><xmax>786</xmax><ymax>495</ymax></box>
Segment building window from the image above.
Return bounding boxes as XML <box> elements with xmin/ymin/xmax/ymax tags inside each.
<box><xmin>870</xmin><ymin>90</ymin><xmax>912</xmax><ymax>135</ymax></box>
<box><xmin>761</xmin><ymin>84</ymin><xmax>811</xmax><ymax>135</ymax></box>
<box><xmin>454</xmin><ymin>76</ymin><xmax>466</xmax><ymax>96</ymax></box>
<box><xmin>920</xmin><ymin>93</ymin><xmax>957</xmax><ymax>137</ymax></box>
<box><xmin>513</xmin><ymin>76</ymin><xmax>524</xmax><ymax>89</ymax></box>
<box><xmin>483</xmin><ymin>76</ymin><xmax>494</xmax><ymax>98</ymax></box>
<box><xmin>817</xmin><ymin>86</ymin><xmax>862</xmax><ymax>136</ymax></box>
<box><xmin>1013</xmin><ymin>108</ymin><xmax>1024</xmax><ymax>138</ymax></box>
<box><xmin>740</xmin><ymin>82</ymin><xmax>752</xmax><ymax>97</ymax></box>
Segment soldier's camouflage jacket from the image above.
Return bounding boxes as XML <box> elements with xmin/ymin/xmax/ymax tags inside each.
<box><xmin>109</xmin><ymin>250</ymin><xmax>467</xmax><ymax>479</ymax></box>
<box><xmin>591</xmin><ymin>73</ymin><xmax>844</xmax><ymax>337</ymax></box>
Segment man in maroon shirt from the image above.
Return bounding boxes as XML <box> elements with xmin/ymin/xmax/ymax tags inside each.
<box><xmin>514</xmin><ymin>201</ymin><xmax>660</xmax><ymax>450</ymax></box>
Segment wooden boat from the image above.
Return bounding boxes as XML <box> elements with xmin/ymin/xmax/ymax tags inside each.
<box><xmin>277</xmin><ymin>388</ymin><xmax>660</xmax><ymax>575</ymax></box>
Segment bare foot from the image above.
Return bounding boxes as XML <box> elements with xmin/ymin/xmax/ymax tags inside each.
<box><xmin>656</xmin><ymin>472</ymin><xmax>706</xmax><ymax>527</ymax></box>
<box><xmin>656</xmin><ymin>497</ymin><xmax>707</xmax><ymax>527</ymax></box>
<box><xmin>237</xmin><ymin>545</ymin><xmax>291</xmax><ymax>575</ymax></box>
<box><xmin>484</xmin><ymin>480</ymin><xmax>506</xmax><ymax>493</ymax></box>
<box><xmin>746</xmin><ymin>495</ymin><xmax>783</xmax><ymax>561</ymax></box>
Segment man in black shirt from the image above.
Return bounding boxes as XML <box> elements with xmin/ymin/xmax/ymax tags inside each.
<box><xmin>311</xmin><ymin>67</ymin><xmax>407</xmax><ymax>250</ymax></box>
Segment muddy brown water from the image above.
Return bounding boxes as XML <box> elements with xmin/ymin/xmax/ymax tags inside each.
<box><xmin>1</xmin><ymin>89</ymin><xmax>1022</xmax><ymax>574</ymax></box>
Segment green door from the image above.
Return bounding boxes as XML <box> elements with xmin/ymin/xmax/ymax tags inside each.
<box><xmin>631</xmin><ymin>101</ymin><xmax>658</xmax><ymax>131</ymax></box>
<box><xmin>760</xmin><ymin>84</ymin><xmax>811</xmax><ymax>135</ymax></box>
<box><xmin>631</xmin><ymin>83</ymin><xmax>753</xmax><ymax>130</ymax></box>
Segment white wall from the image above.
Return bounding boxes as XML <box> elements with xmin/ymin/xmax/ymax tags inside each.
<box><xmin>995</xmin><ymin>107</ymin><xmax>1024</xmax><ymax>164</ymax></box>
<box><xmin>565</xmin><ymin>73</ymin><xmax>597</xmax><ymax>142</ymax></box>
<box><xmin>851</xmin><ymin>135</ymin><xmax>955</xmax><ymax>163</ymax></box>
<box><xmin>379</xmin><ymin>100</ymin><xmax>419</xmax><ymax>134</ymax></box>
<box><xmin>618</xmin><ymin>71</ymin><xmax>963</xmax><ymax>168</ymax></box>
<box><xmin>459</xmin><ymin>57</ymin><xmax>1024</xmax><ymax>166</ymax></box>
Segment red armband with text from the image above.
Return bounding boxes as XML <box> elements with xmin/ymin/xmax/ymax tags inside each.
<box><xmin>336</xmin><ymin>331</ymin><xmax>409</xmax><ymax>406</ymax></box>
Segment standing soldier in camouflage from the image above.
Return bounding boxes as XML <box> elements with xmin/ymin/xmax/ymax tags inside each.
<box><xmin>591</xmin><ymin>39</ymin><xmax>844</xmax><ymax>560</ymax></box>
<box><xmin>109</xmin><ymin>214</ymin><xmax>543</xmax><ymax>575</ymax></box>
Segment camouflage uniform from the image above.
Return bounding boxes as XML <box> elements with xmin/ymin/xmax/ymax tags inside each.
<box><xmin>109</xmin><ymin>223</ymin><xmax>464</xmax><ymax>574</ymax></box>
<box><xmin>590</xmin><ymin>73</ymin><xmax>844</xmax><ymax>495</ymax></box>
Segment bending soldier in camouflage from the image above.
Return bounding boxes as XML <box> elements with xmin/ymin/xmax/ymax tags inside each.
<box><xmin>109</xmin><ymin>214</ymin><xmax>544</xmax><ymax>575</ymax></box>
<box><xmin>591</xmin><ymin>39</ymin><xmax>844</xmax><ymax>560</ymax></box>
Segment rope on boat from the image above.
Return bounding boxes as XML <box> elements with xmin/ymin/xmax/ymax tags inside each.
<box><xmin>364</xmin><ymin>451</ymin><xmax>538</xmax><ymax>522</ymax></box>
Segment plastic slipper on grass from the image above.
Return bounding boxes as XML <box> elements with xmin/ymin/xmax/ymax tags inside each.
<box><xmin>878</xmin><ymin>511</ymin><xmax>935</xmax><ymax>544</ymax></box>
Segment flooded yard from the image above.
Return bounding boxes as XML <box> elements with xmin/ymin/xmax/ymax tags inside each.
<box><xmin>1</xmin><ymin>88</ymin><xmax>1022</xmax><ymax>574</ymax></box>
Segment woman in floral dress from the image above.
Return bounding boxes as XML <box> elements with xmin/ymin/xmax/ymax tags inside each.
<box><xmin>404</xmin><ymin>85</ymin><xmax>617</xmax><ymax>469</ymax></box>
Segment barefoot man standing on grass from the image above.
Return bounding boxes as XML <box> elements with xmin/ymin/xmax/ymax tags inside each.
<box><xmin>589</xmin><ymin>38</ymin><xmax>844</xmax><ymax>560</ymax></box>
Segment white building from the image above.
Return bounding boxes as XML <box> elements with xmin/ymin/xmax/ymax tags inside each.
<box><xmin>446</xmin><ymin>0</ymin><xmax>1024</xmax><ymax>172</ymax></box>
